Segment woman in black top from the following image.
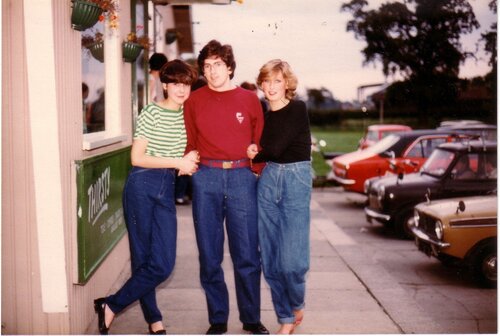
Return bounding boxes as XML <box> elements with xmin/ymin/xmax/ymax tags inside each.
<box><xmin>247</xmin><ymin>59</ymin><xmax>312</xmax><ymax>334</ymax></box>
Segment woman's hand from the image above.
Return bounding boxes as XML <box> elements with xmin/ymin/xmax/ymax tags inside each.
<box><xmin>246</xmin><ymin>144</ymin><xmax>258</xmax><ymax>159</ymax></box>
<box><xmin>178</xmin><ymin>157</ymin><xmax>198</xmax><ymax>175</ymax></box>
<box><xmin>178</xmin><ymin>151</ymin><xmax>199</xmax><ymax>175</ymax></box>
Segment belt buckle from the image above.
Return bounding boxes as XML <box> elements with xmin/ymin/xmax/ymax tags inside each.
<box><xmin>222</xmin><ymin>161</ymin><xmax>233</xmax><ymax>169</ymax></box>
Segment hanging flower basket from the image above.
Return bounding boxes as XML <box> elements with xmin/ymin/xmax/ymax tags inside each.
<box><xmin>122</xmin><ymin>42</ymin><xmax>143</xmax><ymax>63</ymax></box>
<box><xmin>71</xmin><ymin>0</ymin><xmax>103</xmax><ymax>31</ymax></box>
<box><xmin>89</xmin><ymin>42</ymin><xmax>104</xmax><ymax>63</ymax></box>
<box><xmin>82</xmin><ymin>32</ymin><xmax>104</xmax><ymax>62</ymax></box>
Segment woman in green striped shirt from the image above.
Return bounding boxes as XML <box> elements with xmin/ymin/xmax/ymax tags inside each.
<box><xmin>94</xmin><ymin>60</ymin><xmax>199</xmax><ymax>335</ymax></box>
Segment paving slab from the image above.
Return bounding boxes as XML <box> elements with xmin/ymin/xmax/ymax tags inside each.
<box><xmin>86</xmin><ymin>198</ymin><xmax>401</xmax><ymax>334</ymax></box>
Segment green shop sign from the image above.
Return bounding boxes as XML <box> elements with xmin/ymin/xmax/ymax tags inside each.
<box><xmin>75</xmin><ymin>147</ymin><xmax>131</xmax><ymax>284</ymax></box>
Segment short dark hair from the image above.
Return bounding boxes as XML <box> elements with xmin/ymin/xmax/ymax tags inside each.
<box><xmin>149</xmin><ymin>53</ymin><xmax>168</xmax><ymax>71</ymax></box>
<box><xmin>197</xmin><ymin>40</ymin><xmax>236</xmax><ymax>79</ymax></box>
<box><xmin>160</xmin><ymin>59</ymin><xmax>198</xmax><ymax>86</ymax></box>
<box><xmin>240</xmin><ymin>81</ymin><xmax>257</xmax><ymax>91</ymax></box>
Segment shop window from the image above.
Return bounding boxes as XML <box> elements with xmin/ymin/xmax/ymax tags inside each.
<box><xmin>82</xmin><ymin>22</ymin><xmax>106</xmax><ymax>134</ymax></box>
<box><xmin>132</xmin><ymin>0</ymin><xmax>148</xmax><ymax>128</ymax></box>
<box><xmin>81</xmin><ymin>21</ymin><xmax>126</xmax><ymax>150</ymax></box>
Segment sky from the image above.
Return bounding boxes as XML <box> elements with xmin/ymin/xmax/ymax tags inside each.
<box><xmin>189</xmin><ymin>0</ymin><xmax>497</xmax><ymax>102</ymax></box>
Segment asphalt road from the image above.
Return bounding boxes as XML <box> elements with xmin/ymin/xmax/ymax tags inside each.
<box><xmin>313</xmin><ymin>186</ymin><xmax>497</xmax><ymax>334</ymax></box>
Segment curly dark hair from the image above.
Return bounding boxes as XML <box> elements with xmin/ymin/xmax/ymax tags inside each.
<box><xmin>197</xmin><ymin>40</ymin><xmax>236</xmax><ymax>79</ymax></box>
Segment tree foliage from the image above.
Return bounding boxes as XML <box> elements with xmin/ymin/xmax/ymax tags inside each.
<box><xmin>341</xmin><ymin>0</ymin><xmax>482</xmax><ymax>118</ymax></box>
<box><xmin>341</xmin><ymin>0</ymin><xmax>479</xmax><ymax>80</ymax></box>
<box><xmin>481</xmin><ymin>0</ymin><xmax>497</xmax><ymax>71</ymax></box>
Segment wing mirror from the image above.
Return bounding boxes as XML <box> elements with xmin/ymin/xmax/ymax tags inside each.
<box><xmin>456</xmin><ymin>200</ymin><xmax>466</xmax><ymax>214</ymax></box>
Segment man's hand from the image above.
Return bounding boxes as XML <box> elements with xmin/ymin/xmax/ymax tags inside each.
<box><xmin>247</xmin><ymin>144</ymin><xmax>258</xmax><ymax>159</ymax></box>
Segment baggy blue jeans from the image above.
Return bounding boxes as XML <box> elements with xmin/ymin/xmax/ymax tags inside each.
<box><xmin>191</xmin><ymin>165</ymin><xmax>262</xmax><ymax>325</ymax></box>
<box><xmin>106</xmin><ymin>167</ymin><xmax>177</xmax><ymax>324</ymax></box>
<box><xmin>257</xmin><ymin>161</ymin><xmax>312</xmax><ymax>324</ymax></box>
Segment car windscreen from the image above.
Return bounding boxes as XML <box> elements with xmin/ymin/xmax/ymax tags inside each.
<box><xmin>421</xmin><ymin>149</ymin><xmax>455</xmax><ymax>177</ymax></box>
<box><xmin>365</xmin><ymin>134</ymin><xmax>401</xmax><ymax>155</ymax></box>
<box><xmin>366</xmin><ymin>130</ymin><xmax>379</xmax><ymax>141</ymax></box>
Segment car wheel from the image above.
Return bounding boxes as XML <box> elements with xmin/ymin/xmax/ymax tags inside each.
<box><xmin>395</xmin><ymin>209</ymin><xmax>413</xmax><ymax>239</ymax></box>
<box><xmin>471</xmin><ymin>243</ymin><xmax>496</xmax><ymax>288</ymax></box>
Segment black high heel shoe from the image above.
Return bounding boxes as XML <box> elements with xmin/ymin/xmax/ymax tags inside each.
<box><xmin>94</xmin><ymin>298</ymin><xmax>110</xmax><ymax>335</ymax></box>
<box><xmin>148</xmin><ymin>325</ymin><xmax>167</xmax><ymax>334</ymax></box>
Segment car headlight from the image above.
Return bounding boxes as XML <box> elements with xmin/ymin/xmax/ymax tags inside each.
<box><xmin>364</xmin><ymin>179</ymin><xmax>370</xmax><ymax>194</ymax></box>
<box><xmin>413</xmin><ymin>210</ymin><xmax>420</xmax><ymax>228</ymax></box>
<box><xmin>435</xmin><ymin>220</ymin><xmax>443</xmax><ymax>239</ymax></box>
<box><xmin>377</xmin><ymin>185</ymin><xmax>385</xmax><ymax>201</ymax></box>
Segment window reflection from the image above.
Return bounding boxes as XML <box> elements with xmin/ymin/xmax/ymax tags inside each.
<box><xmin>82</xmin><ymin>22</ymin><xmax>105</xmax><ymax>134</ymax></box>
<box><xmin>135</xmin><ymin>1</ymin><xmax>147</xmax><ymax>115</ymax></box>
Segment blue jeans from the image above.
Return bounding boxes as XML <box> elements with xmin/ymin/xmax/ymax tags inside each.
<box><xmin>106</xmin><ymin>167</ymin><xmax>177</xmax><ymax>324</ymax></box>
<box><xmin>257</xmin><ymin>161</ymin><xmax>312</xmax><ymax>324</ymax></box>
<box><xmin>191</xmin><ymin>165</ymin><xmax>261</xmax><ymax>325</ymax></box>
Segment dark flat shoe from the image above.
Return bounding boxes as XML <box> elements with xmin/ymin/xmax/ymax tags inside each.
<box><xmin>93</xmin><ymin>298</ymin><xmax>109</xmax><ymax>335</ymax></box>
<box><xmin>243</xmin><ymin>322</ymin><xmax>270</xmax><ymax>335</ymax></box>
<box><xmin>206</xmin><ymin>323</ymin><xmax>228</xmax><ymax>334</ymax></box>
<box><xmin>149</xmin><ymin>325</ymin><xmax>167</xmax><ymax>334</ymax></box>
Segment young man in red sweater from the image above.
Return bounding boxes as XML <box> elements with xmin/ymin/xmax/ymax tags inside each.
<box><xmin>183</xmin><ymin>40</ymin><xmax>268</xmax><ymax>335</ymax></box>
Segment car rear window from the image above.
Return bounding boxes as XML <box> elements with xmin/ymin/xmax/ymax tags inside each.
<box><xmin>365</xmin><ymin>134</ymin><xmax>401</xmax><ymax>155</ymax></box>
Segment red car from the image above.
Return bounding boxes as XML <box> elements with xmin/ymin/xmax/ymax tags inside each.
<box><xmin>358</xmin><ymin>124</ymin><xmax>412</xmax><ymax>149</ymax></box>
<box><xmin>332</xmin><ymin>130</ymin><xmax>468</xmax><ymax>194</ymax></box>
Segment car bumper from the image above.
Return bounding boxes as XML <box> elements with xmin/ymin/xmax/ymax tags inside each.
<box><xmin>331</xmin><ymin>175</ymin><xmax>355</xmax><ymax>185</ymax></box>
<box><xmin>364</xmin><ymin>207</ymin><xmax>390</xmax><ymax>222</ymax></box>
<box><xmin>410</xmin><ymin>226</ymin><xmax>450</xmax><ymax>249</ymax></box>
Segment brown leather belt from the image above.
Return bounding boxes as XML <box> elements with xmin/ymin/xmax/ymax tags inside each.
<box><xmin>200</xmin><ymin>158</ymin><xmax>251</xmax><ymax>169</ymax></box>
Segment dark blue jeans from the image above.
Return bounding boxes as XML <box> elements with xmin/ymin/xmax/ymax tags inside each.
<box><xmin>191</xmin><ymin>165</ymin><xmax>261</xmax><ymax>325</ymax></box>
<box><xmin>106</xmin><ymin>167</ymin><xmax>177</xmax><ymax>324</ymax></box>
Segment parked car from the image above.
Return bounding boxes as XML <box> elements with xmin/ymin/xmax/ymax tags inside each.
<box><xmin>332</xmin><ymin>130</ymin><xmax>470</xmax><ymax>194</ymax></box>
<box><xmin>411</xmin><ymin>195</ymin><xmax>497</xmax><ymax>288</ymax></box>
<box><xmin>358</xmin><ymin>124</ymin><xmax>412</xmax><ymax>149</ymax></box>
<box><xmin>438</xmin><ymin>123</ymin><xmax>497</xmax><ymax>142</ymax></box>
<box><xmin>364</xmin><ymin>140</ymin><xmax>497</xmax><ymax>238</ymax></box>
<box><xmin>438</xmin><ymin>119</ymin><xmax>486</xmax><ymax>128</ymax></box>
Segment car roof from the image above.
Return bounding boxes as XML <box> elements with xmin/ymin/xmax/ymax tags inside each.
<box><xmin>367</xmin><ymin>124</ymin><xmax>411</xmax><ymax>131</ymax></box>
<box><xmin>437</xmin><ymin>140</ymin><xmax>497</xmax><ymax>152</ymax></box>
<box><xmin>386</xmin><ymin>129</ymin><xmax>466</xmax><ymax>155</ymax></box>
<box><xmin>439</xmin><ymin>120</ymin><xmax>487</xmax><ymax>127</ymax></box>
<box><xmin>437</xmin><ymin>124</ymin><xmax>496</xmax><ymax>131</ymax></box>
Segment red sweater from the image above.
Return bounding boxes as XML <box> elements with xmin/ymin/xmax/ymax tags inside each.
<box><xmin>184</xmin><ymin>86</ymin><xmax>264</xmax><ymax>161</ymax></box>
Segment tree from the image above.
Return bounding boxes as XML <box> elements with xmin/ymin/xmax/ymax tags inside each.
<box><xmin>481</xmin><ymin>0</ymin><xmax>497</xmax><ymax>70</ymax></box>
<box><xmin>307</xmin><ymin>88</ymin><xmax>326</xmax><ymax>109</ymax></box>
<box><xmin>480</xmin><ymin>0</ymin><xmax>497</xmax><ymax>120</ymax></box>
<box><xmin>306</xmin><ymin>87</ymin><xmax>342</xmax><ymax>110</ymax></box>
<box><xmin>341</xmin><ymin>0</ymin><xmax>480</xmax><ymax>118</ymax></box>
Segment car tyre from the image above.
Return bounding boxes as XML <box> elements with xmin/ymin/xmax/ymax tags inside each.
<box><xmin>395</xmin><ymin>209</ymin><xmax>413</xmax><ymax>239</ymax></box>
<box><xmin>470</xmin><ymin>243</ymin><xmax>496</xmax><ymax>288</ymax></box>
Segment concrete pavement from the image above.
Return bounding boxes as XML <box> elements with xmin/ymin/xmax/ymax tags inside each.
<box><xmin>87</xmin><ymin>191</ymin><xmax>447</xmax><ymax>334</ymax></box>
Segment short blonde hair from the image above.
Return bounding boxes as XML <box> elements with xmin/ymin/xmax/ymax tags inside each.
<box><xmin>256</xmin><ymin>59</ymin><xmax>298</xmax><ymax>100</ymax></box>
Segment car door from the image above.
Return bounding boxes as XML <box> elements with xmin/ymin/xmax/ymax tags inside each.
<box><xmin>442</xmin><ymin>152</ymin><xmax>497</xmax><ymax>197</ymax></box>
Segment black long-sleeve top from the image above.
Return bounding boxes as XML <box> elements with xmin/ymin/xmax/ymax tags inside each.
<box><xmin>253</xmin><ymin>99</ymin><xmax>311</xmax><ymax>164</ymax></box>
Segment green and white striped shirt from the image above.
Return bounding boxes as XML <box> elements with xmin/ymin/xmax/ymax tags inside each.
<box><xmin>134</xmin><ymin>103</ymin><xmax>187</xmax><ymax>158</ymax></box>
